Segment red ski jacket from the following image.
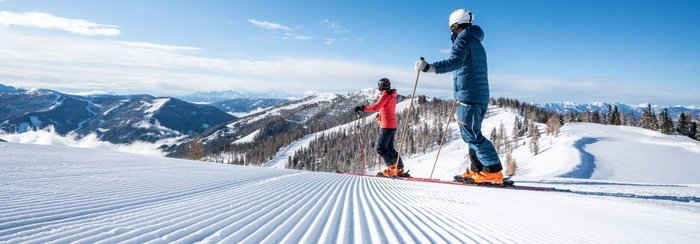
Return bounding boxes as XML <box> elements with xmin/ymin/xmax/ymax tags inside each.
<box><xmin>363</xmin><ymin>90</ymin><xmax>397</xmax><ymax>129</ymax></box>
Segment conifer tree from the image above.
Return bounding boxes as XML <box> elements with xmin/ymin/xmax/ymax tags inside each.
<box><xmin>512</xmin><ymin>117</ymin><xmax>522</xmax><ymax>137</ymax></box>
<box><xmin>640</xmin><ymin>104</ymin><xmax>658</xmax><ymax>130</ymax></box>
<box><xmin>592</xmin><ymin>110</ymin><xmax>601</xmax><ymax>124</ymax></box>
<box><xmin>676</xmin><ymin>112</ymin><xmax>690</xmax><ymax>136</ymax></box>
<box><xmin>658</xmin><ymin>108</ymin><xmax>674</xmax><ymax>134</ymax></box>
<box><xmin>696</xmin><ymin>117</ymin><xmax>700</xmax><ymax>140</ymax></box>
<box><xmin>529</xmin><ymin>122</ymin><xmax>540</xmax><ymax>155</ymax></box>
<box><xmin>498</xmin><ymin>122</ymin><xmax>506</xmax><ymax>152</ymax></box>
<box><xmin>612</xmin><ymin>105</ymin><xmax>622</xmax><ymax>125</ymax></box>
<box><xmin>490</xmin><ymin>127</ymin><xmax>499</xmax><ymax>151</ymax></box>
<box><xmin>606</xmin><ymin>104</ymin><xmax>614</xmax><ymax>125</ymax></box>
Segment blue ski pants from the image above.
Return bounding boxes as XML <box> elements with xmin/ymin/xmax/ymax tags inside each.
<box><xmin>456</xmin><ymin>102</ymin><xmax>502</xmax><ymax>172</ymax></box>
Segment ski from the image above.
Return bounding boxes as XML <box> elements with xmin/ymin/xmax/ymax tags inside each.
<box><xmin>453</xmin><ymin>175</ymin><xmax>515</xmax><ymax>187</ymax></box>
<box><xmin>376</xmin><ymin>170</ymin><xmax>412</xmax><ymax>178</ymax></box>
<box><xmin>336</xmin><ymin>171</ymin><xmax>561</xmax><ymax>192</ymax></box>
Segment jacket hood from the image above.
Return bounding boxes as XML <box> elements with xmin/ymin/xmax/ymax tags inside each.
<box><xmin>467</xmin><ymin>25</ymin><xmax>484</xmax><ymax>42</ymax></box>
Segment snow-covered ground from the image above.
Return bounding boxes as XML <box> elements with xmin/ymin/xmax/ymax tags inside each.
<box><xmin>277</xmin><ymin>105</ymin><xmax>700</xmax><ymax>185</ymax></box>
<box><xmin>1</xmin><ymin>142</ymin><xmax>698</xmax><ymax>243</ymax></box>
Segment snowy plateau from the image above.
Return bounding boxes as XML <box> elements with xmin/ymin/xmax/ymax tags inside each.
<box><xmin>1</xmin><ymin>103</ymin><xmax>700</xmax><ymax>243</ymax></box>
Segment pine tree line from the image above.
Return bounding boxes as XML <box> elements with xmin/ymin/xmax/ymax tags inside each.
<box><xmin>630</xmin><ymin>104</ymin><xmax>697</xmax><ymax>140</ymax></box>
<box><xmin>492</xmin><ymin>97</ymin><xmax>700</xmax><ymax>141</ymax></box>
<box><xmin>490</xmin><ymin>97</ymin><xmax>558</xmax><ymax>123</ymax></box>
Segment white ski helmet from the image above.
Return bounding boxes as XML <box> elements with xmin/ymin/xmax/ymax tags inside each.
<box><xmin>449</xmin><ymin>9</ymin><xmax>474</xmax><ymax>28</ymax></box>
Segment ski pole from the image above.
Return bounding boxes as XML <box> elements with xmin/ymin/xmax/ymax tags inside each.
<box><xmin>429</xmin><ymin>99</ymin><xmax>457</xmax><ymax>179</ymax></box>
<box><xmin>393</xmin><ymin>57</ymin><xmax>423</xmax><ymax>177</ymax></box>
<box><xmin>356</xmin><ymin>111</ymin><xmax>366</xmax><ymax>175</ymax></box>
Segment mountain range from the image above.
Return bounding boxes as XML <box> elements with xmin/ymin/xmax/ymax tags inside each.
<box><xmin>0</xmin><ymin>84</ymin><xmax>236</xmax><ymax>144</ymax></box>
<box><xmin>177</xmin><ymin>90</ymin><xmax>294</xmax><ymax>103</ymax></box>
<box><xmin>538</xmin><ymin>101</ymin><xmax>700</xmax><ymax>119</ymax></box>
<box><xmin>3</xmin><ymin>83</ymin><xmax>699</xmax><ymax>162</ymax></box>
<box><xmin>208</xmin><ymin>98</ymin><xmax>291</xmax><ymax>117</ymax></box>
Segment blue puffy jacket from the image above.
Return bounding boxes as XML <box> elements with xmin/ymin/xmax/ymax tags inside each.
<box><xmin>432</xmin><ymin>25</ymin><xmax>489</xmax><ymax>104</ymax></box>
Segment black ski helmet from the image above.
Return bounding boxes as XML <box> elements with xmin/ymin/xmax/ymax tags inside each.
<box><xmin>378</xmin><ymin>78</ymin><xmax>391</xmax><ymax>91</ymax></box>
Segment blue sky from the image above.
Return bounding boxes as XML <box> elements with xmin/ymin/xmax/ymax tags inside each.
<box><xmin>0</xmin><ymin>0</ymin><xmax>698</xmax><ymax>105</ymax></box>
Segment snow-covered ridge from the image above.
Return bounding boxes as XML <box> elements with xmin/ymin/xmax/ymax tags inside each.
<box><xmin>223</xmin><ymin>92</ymin><xmax>348</xmax><ymax>129</ymax></box>
<box><xmin>234</xmin><ymin>129</ymin><xmax>260</xmax><ymax>144</ymax></box>
<box><xmin>143</xmin><ymin>98</ymin><xmax>170</xmax><ymax>114</ymax></box>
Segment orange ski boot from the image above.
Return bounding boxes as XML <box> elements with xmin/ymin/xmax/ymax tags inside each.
<box><xmin>462</xmin><ymin>170</ymin><xmax>477</xmax><ymax>178</ymax></box>
<box><xmin>454</xmin><ymin>170</ymin><xmax>477</xmax><ymax>182</ymax></box>
<box><xmin>469</xmin><ymin>171</ymin><xmax>504</xmax><ymax>185</ymax></box>
<box><xmin>378</xmin><ymin>164</ymin><xmax>396</xmax><ymax>177</ymax></box>
<box><xmin>378</xmin><ymin>164</ymin><xmax>409</xmax><ymax>177</ymax></box>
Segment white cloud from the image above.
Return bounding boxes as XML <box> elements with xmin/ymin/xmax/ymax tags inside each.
<box><xmin>283</xmin><ymin>33</ymin><xmax>313</xmax><ymax>40</ymax></box>
<box><xmin>119</xmin><ymin>41</ymin><xmax>202</xmax><ymax>51</ymax></box>
<box><xmin>323</xmin><ymin>38</ymin><xmax>348</xmax><ymax>45</ymax></box>
<box><xmin>439</xmin><ymin>48</ymin><xmax>451</xmax><ymax>54</ymax></box>
<box><xmin>293</xmin><ymin>35</ymin><xmax>313</xmax><ymax>40</ymax></box>
<box><xmin>247</xmin><ymin>19</ymin><xmax>292</xmax><ymax>31</ymax></box>
<box><xmin>0</xmin><ymin>27</ymin><xmax>446</xmax><ymax>96</ymax></box>
<box><xmin>0</xmin><ymin>11</ymin><xmax>120</xmax><ymax>36</ymax></box>
<box><xmin>321</xmin><ymin>19</ymin><xmax>350</xmax><ymax>33</ymax></box>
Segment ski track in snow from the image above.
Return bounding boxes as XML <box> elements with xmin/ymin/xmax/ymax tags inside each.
<box><xmin>1</xmin><ymin>143</ymin><xmax>699</xmax><ymax>243</ymax></box>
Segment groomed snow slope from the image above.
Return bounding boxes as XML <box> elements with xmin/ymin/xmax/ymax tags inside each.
<box><xmin>1</xmin><ymin>143</ymin><xmax>699</xmax><ymax>243</ymax></box>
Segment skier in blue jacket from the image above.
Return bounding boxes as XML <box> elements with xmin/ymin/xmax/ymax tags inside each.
<box><xmin>415</xmin><ymin>9</ymin><xmax>503</xmax><ymax>184</ymax></box>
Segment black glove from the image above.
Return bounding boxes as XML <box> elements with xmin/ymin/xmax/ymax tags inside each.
<box><xmin>354</xmin><ymin>106</ymin><xmax>365</xmax><ymax>113</ymax></box>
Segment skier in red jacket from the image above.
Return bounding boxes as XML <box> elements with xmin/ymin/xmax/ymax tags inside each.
<box><xmin>354</xmin><ymin>78</ymin><xmax>408</xmax><ymax>177</ymax></box>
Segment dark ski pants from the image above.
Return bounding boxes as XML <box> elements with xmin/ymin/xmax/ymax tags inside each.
<box><xmin>376</xmin><ymin>128</ymin><xmax>404</xmax><ymax>168</ymax></box>
<box><xmin>457</xmin><ymin>102</ymin><xmax>503</xmax><ymax>173</ymax></box>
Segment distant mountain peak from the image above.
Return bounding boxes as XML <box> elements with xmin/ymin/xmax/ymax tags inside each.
<box><xmin>177</xmin><ymin>90</ymin><xmax>292</xmax><ymax>103</ymax></box>
<box><xmin>0</xmin><ymin>83</ymin><xmax>17</xmax><ymax>92</ymax></box>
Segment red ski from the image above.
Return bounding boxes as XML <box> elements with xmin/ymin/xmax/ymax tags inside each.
<box><xmin>336</xmin><ymin>171</ymin><xmax>561</xmax><ymax>192</ymax></box>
